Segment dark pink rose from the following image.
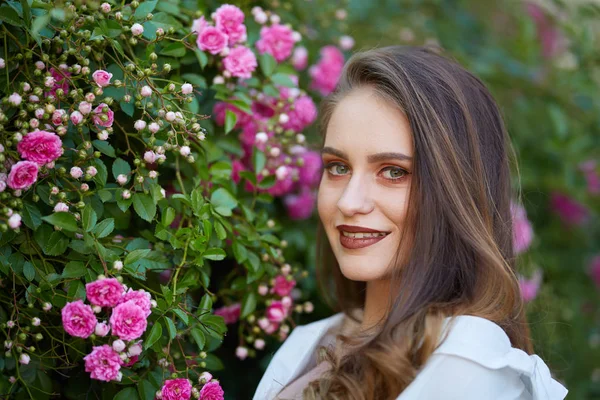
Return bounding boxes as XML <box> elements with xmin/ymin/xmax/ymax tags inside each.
<box><xmin>309</xmin><ymin>46</ymin><xmax>344</xmax><ymax>96</ymax></box>
<box><xmin>161</xmin><ymin>378</ymin><xmax>192</xmax><ymax>400</ymax></box>
<box><xmin>272</xmin><ymin>275</ymin><xmax>296</xmax><ymax>297</ymax></box>
<box><xmin>256</xmin><ymin>24</ymin><xmax>295</xmax><ymax>62</ymax></box>
<box><xmin>199</xmin><ymin>380</ymin><xmax>225</xmax><ymax>400</ymax></box>
<box><xmin>214</xmin><ymin>4</ymin><xmax>246</xmax><ymax>45</ymax></box>
<box><xmin>7</xmin><ymin>161</ymin><xmax>39</xmax><ymax>190</ymax></box>
<box><xmin>222</xmin><ymin>46</ymin><xmax>257</xmax><ymax>79</ymax></box>
<box><xmin>284</xmin><ymin>190</ymin><xmax>316</xmax><ymax>220</ymax></box>
<box><xmin>17</xmin><ymin>130</ymin><xmax>63</xmax><ymax>165</ymax></box>
<box><xmin>214</xmin><ymin>303</ymin><xmax>241</xmax><ymax>325</ymax></box>
<box><xmin>197</xmin><ymin>26</ymin><xmax>228</xmax><ymax>55</ymax></box>
<box><xmin>266</xmin><ymin>301</ymin><xmax>287</xmax><ymax>323</ymax></box>
<box><xmin>550</xmin><ymin>192</ymin><xmax>590</xmax><ymax>226</ymax></box>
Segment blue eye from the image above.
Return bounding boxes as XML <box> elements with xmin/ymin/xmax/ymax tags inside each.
<box><xmin>381</xmin><ymin>166</ymin><xmax>407</xmax><ymax>181</ymax></box>
<box><xmin>325</xmin><ymin>162</ymin><xmax>349</xmax><ymax>176</ymax></box>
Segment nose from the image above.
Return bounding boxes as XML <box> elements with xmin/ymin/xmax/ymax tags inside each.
<box><xmin>336</xmin><ymin>174</ymin><xmax>374</xmax><ymax>217</ymax></box>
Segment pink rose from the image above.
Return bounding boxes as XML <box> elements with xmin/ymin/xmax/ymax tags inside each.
<box><xmin>550</xmin><ymin>192</ymin><xmax>590</xmax><ymax>226</ymax></box>
<box><xmin>7</xmin><ymin>161</ymin><xmax>39</xmax><ymax>190</ymax></box>
<box><xmin>222</xmin><ymin>46</ymin><xmax>257</xmax><ymax>79</ymax></box>
<box><xmin>62</xmin><ymin>300</ymin><xmax>98</xmax><ymax>338</ymax></box>
<box><xmin>297</xmin><ymin>150</ymin><xmax>322</xmax><ymax>188</ymax></box>
<box><xmin>292</xmin><ymin>46</ymin><xmax>308</xmax><ymax>70</ymax></box>
<box><xmin>266</xmin><ymin>170</ymin><xmax>295</xmax><ymax>197</ymax></box>
<box><xmin>526</xmin><ymin>3</ymin><xmax>568</xmax><ymax>59</ymax></box>
<box><xmin>283</xmin><ymin>95</ymin><xmax>317</xmax><ymax>132</ymax></box>
<box><xmin>231</xmin><ymin>159</ymin><xmax>246</xmax><ymax>184</ymax></box>
<box><xmin>45</xmin><ymin>67</ymin><xmax>70</xmax><ymax>97</ymax></box>
<box><xmin>580</xmin><ymin>160</ymin><xmax>600</xmax><ymax>195</ymax></box>
<box><xmin>92</xmin><ymin>103</ymin><xmax>114</xmax><ymax>127</ymax></box>
<box><xmin>266</xmin><ymin>301</ymin><xmax>287</xmax><ymax>323</ymax></box>
<box><xmin>511</xmin><ymin>202</ymin><xmax>533</xmax><ymax>254</ymax></box>
<box><xmin>214</xmin><ymin>303</ymin><xmax>241</xmax><ymax>325</ymax></box>
<box><xmin>86</xmin><ymin>278</ymin><xmax>124</xmax><ymax>308</ymax></box>
<box><xmin>161</xmin><ymin>378</ymin><xmax>192</xmax><ymax>400</ymax></box>
<box><xmin>272</xmin><ymin>275</ymin><xmax>296</xmax><ymax>297</ymax></box>
<box><xmin>256</xmin><ymin>24</ymin><xmax>295</xmax><ymax>62</ymax></box>
<box><xmin>284</xmin><ymin>190</ymin><xmax>316</xmax><ymax>220</ymax></box>
<box><xmin>191</xmin><ymin>16</ymin><xmax>207</xmax><ymax>36</ymax></box>
<box><xmin>84</xmin><ymin>345</ymin><xmax>122</xmax><ymax>382</ymax></box>
<box><xmin>109</xmin><ymin>300</ymin><xmax>148</xmax><ymax>341</ymax></box>
<box><xmin>199</xmin><ymin>380</ymin><xmax>225</xmax><ymax>400</ymax></box>
<box><xmin>52</xmin><ymin>109</ymin><xmax>66</xmax><ymax>126</ymax></box>
<box><xmin>197</xmin><ymin>26</ymin><xmax>228</xmax><ymax>55</ymax></box>
<box><xmin>214</xmin><ymin>4</ymin><xmax>246</xmax><ymax>45</ymax></box>
<box><xmin>92</xmin><ymin>70</ymin><xmax>113</xmax><ymax>87</ymax></box>
<box><xmin>309</xmin><ymin>46</ymin><xmax>344</xmax><ymax>96</ymax></box>
<box><xmin>117</xmin><ymin>289</ymin><xmax>152</xmax><ymax>317</ymax></box>
<box><xmin>17</xmin><ymin>130</ymin><xmax>63</xmax><ymax>165</ymax></box>
<box><xmin>95</xmin><ymin>322</ymin><xmax>110</xmax><ymax>337</ymax></box>
<box><xmin>518</xmin><ymin>269</ymin><xmax>542</xmax><ymax>303</ymax></box>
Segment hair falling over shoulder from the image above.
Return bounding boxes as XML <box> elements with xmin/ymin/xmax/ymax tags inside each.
<box><xmin>304</xmin><ymin>46</ymin><xmax>532</xmax><ymax>400</ymax></box>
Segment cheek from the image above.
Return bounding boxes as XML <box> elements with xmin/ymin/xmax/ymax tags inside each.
<box><xmin>317</xmin><ymin>182</ymin><xmax>338</xmax><ymax>219</ymax></box>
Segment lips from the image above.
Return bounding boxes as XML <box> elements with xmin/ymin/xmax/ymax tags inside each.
<box><xmin>336</xmin><ymin>225</ymin><xmax>390</xmax><ymax>250</ymax></box>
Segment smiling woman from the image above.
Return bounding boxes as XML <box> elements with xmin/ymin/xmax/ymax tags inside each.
<box><xmin>253</xmin><ymin>46</ymin><xmax>568</xmax><ymax>400</ymax></box>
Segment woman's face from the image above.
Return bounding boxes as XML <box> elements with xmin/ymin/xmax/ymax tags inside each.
<box><xmin>318</xmin><ymin>86</ymin><xmax>414</xmax><ymax>282</ymax></box>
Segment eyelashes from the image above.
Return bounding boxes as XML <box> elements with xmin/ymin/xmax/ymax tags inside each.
<box><xmin>323</xmin><ymin>161</ymin><xmax>409</xmax><ymax>183</ymax></box>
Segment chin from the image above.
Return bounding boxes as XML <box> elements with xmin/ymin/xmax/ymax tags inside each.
<box><xmin>338</xmin><ymin>263</ymin><xmax>389</xmax><ymax>282</ymax></box>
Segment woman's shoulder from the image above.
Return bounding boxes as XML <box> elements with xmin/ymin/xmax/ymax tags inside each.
<box><xmin>422</xmin><ymin>315</ymin><xmax>568</xmax><ymax>400</ymax></box>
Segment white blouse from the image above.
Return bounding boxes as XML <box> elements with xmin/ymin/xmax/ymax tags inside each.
<box><xmin>252</xmin><ymin>313</ymin><xmax>568</xmax><ymax>400</ymax></box>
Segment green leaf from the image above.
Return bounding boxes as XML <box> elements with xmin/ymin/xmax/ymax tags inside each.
<box><xmin>67</xmin><ymin>280</ymin><xmax>86</xmax><ymax>301</ymax></box>
<box><xmin>44</xmin><ymin>231</ymin><xmax>69</xmax><ymax>256</ymax></box>
<box><xmin>203</xmin><ymin>248</ymin><xmax>226</xmax><ymax>261</ymax></box>
<box><xmin>241</xmin><ymin>292</ymin><xmax>257</xmax><ymax>318</ymax></box>
<box><xmin>224</xmin><ymin>110</ymin><xmax>237</xmax><ymax>134</ymax></box>
<box><xmin>160</xmin><ymin>42</ymin><xmax>186</xmax><ymax>57</ymax></box>
<box><xmin>198</xmin><ymin>294</ymin><xmax>213</xmax><ymax>314</ymax></box>
<box><xmin>23</xmin><ymin>262</ymin><xmax>35</xmax><ymax>281</ymax></box>
<box><xmin>0</xmin><ymin>5</ymin><xmax>23</xmax><ymax>26</ymax></box>
<box><xmin>259</xmin><ymin>53</ymin><xmax>276</xmax><ymax>77</ymax></box>
<box><xmin>113</xmin><ymin>387</ymin><xmax>139</xmax><ymax>400</ymax></box>
<box><xmin>191</xmin><ymin>188</ymin><xmax>204</xmax><ymax>214</ymax></box>
<box><xmin>112</xmin><ymin>158</ymin><xmax>131</xmax><ymax>181</ymax></box>
<box><xmin>125</xmin><ymin>249</ymin><xmax>151</xmax><ymax>266</ymax></box>
<box><xmin>271</xmin><ymin>73</ymin><xmax>296</xmax><ymax>87</ymax></box>
<box><xmin>257</xmin><ymin>175</ymin><xmax>276</xmax><ymax>189</ymax></box>
<box><xmin>232</xmin><ymin>241</ymin><xmax>248</xmax><ymax>263</ymax></box>
<box><xmin>253</xmin><ymin>149</ymin><xmax>266</xmax><ymax>173</ymax></box>
<box><xmin>191</xmin><ymin>328</ymin><xmax>206</xmax><ymax>350</ymax></box>
<box><xmin>21</xmin><ymin>0</ymin><xmax>32</xmax><ymax>27</ymax></box>
<box><xmin>173</xmin><ymin>309</ymin><xmax>189</xmax><ymax>325</ymax></box>
<box><xmin>92</xmin><ymin>218</ymin><xmax>114</xmax><ymax>238</ymax></box>
<box><xmin>214</xmin><ymin>221</ymin><xmax>227</xmax><ymax>240</ymax></box>
<box><xmin>194</xmin><ymin>49</ymin><xmax>208</xmax><ymax>69</ymax></box>
<box><xmin>120</xmin><ymin>101</ymin><xmax>134</xmax><ymax>117</ymax></box>
<box><xmin>102</xmin><ymin>19</ymin><xmax>122</xmax><ymax>38</ymax></box>
<box><xmin>164</xmin><ymin>317</ymin><xmax>177</xmax><ymax>340</ymax></box>
<box><xmin>210</xmin><ymin>188</ymin><xmax>238</xmax><ymax>216</ymax></box>
<box><xmin>133</xmin><ymin>193</ymin><xmax>156</xmax><ymax>222</ymax></box>
<box><xmin>144</xmin><ymin>322</ymin><xmax>162</xmax><ymax>349</ymax></box>
<box><xmin>22</xmin><ymin>201</ymin><xmax>42</xmax><ymax>230</ymax></box>
<box><xmin>93</xmin><ymin>140</ymin><xmax>116</xmax><ymax>157</ymax></box>
<box><xmin>162</xmin><ymin>207</ymin><xmax>175</xmax><ymax>226</ymax></box>
<box><xmin>42</xmin><ymin>212</ymin><xmax>78</xmax><ymax>232</ymax></box>
<box><xmin>134</xmin><ymin>0</ymin><xmax>158</xmax><ymax>19</ymax></box>
<box><xmin>62</xmin><ymin>261</ymin><xmax>86</xmax><ymax>279</ymax></box>
<box><xmin>82</xmin><ymin>204</ymin><xmax>97</xmax><ymax>232</ymax></box>
<box><xmin>138</xmin><ymin>380</ymin><xmax>157</xmax><ymax>400</ymax></box>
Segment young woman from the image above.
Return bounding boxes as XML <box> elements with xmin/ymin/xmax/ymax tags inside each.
<box><xmin>253</xmin><ymin>46</ymin><xmax>568</xmax><ymax>400</ymax></box>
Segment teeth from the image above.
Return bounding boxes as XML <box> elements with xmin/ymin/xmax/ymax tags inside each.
<box><xmin>342</xmin><ymin>231</ymin><xmax>387</xmax><ymax>238</ymax></box>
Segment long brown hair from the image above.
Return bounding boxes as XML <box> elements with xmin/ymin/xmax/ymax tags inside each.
<box><xmin>306</xmin><ymin>45</ymin><xmax>531</xmax><ymax>399</ymax></box>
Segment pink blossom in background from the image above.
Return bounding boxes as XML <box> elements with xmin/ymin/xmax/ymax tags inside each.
<box><xmin>92</xmin><ymin>103</ymin><xmax>114</xmax><ymax>127</ymax></box>
<box><xmin>213</xmin><ymin>102</ymin><xmax>252</xmax><ymax>129</ymax></box>
<box><xmin>298</xmin><ymin>150</ymin><xmax>322</xmax><ymax>187</ymax></box>
<box><xmin>291</xmin><ymin>46</ymin><xmax>308</xmax><ymax>70</ymax></box>
<box><xmin>7</xmin><ymin>161</ymin><xmax>39</xmax><ymax>190</ymax></box>
<box><xmin>197</xmin><ymin>26</ymin><xmax>228</xmax><ymax>55</ymax></box>
<box><xmin>256</xmin><ymin>24</ymin><xmax>296</xmax><ymax>62</ymax></box>
<box><xmin>511</xmin><ymin>201</ymin><xmax>534</xmax><ymax>254</ymax></box>
<box><xmin>214</xmin><ymin>303</ymin><xmax>241</xmax><ymax>325</ymax></box>
<box><xmin>86</xmin><ymin>278</ymin><xmax>124</xmax><ymax>308</ymax></box>
<box><xmin>550</xmin><ymin>192</ymin><xmax>590</xmax><ymax>226</ymax></box>
<box><xmin>284</xmin><ymin>189</ymin><xmax>316</xmax><ymax>220</ymax></box>
<box><xmin>266</xmin><ymin>301</ymin><xmax>287</xmax><ymax>323</ymax></box>
<box><xmin>309</xmin><ymin>46</ymin><xmax>344</xmax><ymax>96</ymax></box>
<box><xmin>46</xmin><ymin>67</ymin><xmax>70</xmax><ymax>97</ymax></box>
<box><xmin>589</xmin><ymin>255</ymin><xmax>600</xmax><ymax>289</ymax></box>
<box><xmin>17</xmin><ymin>130</ymin><xmax>63</xmax><ymax>165</ymax></box>
<box><xmin>214</xmin><ymin>4</ymin><xmax>246</xmax><ymax>45</ymax></box>
<box><xmin>266</xmin><ymin>172</ymin><xmax>295</xmax><ymax>197</ymax></box>
<box><xmin>109</xmin><ymin>300</ymin><xmax>148</xmax><ymax>341</ymax></box>
<box><xmin>526</xmin><ymin>3</ymin><xmax>567</xmax><ymax>59</ymax></box>
<box><xmin>222</xmin><ymin>46</ymin><xmax>257</xmax><ymax>79</ymax></box>
<box><xmin>579</xmin><ymin>160</ymin><xmax>600</xmax><ymax>195</ymax></box>
<box><xmin>518</xmin><ymin>269</ymin><xmax>542</xmax><ymax>303</ymax></box>
<box><xmin>231</xmin><ymin>159</ymin><xmax>246</xmax><ymax>184</ymax></box>
<box><xmin>191</xmin><ymin>16</ymin><xmax>207</xmax><ymax>36</ymax></box>
<box><xmin>84</xmin><ymin>345</ymin><xmax>122</xmax><ymax>382</ymax></box>
<box><xmin>61</xmin><ymin>300</ymin><xmax>97</xmax><ymax>338</ymax></box>
<box><xmin>92</xmin><ymin>70</ymin><xmax>113</xmax><ymax>87</ymax></box>
<box><xmin>272</xmin><ymin>275</ymin><xmax>297</xmax><ymax>297</ymax></box>
<box><xmin>118</xmin><ymin>289</ymin><xmax>152</xmax><ymax>317</ymax></box>
<box><xmin>161</xmin><ymin>378</ymin><xmax>193</xmax><ymax>400</ymax></box>
<box><xmin>199</xmin><ymin>380</ymin><xmax>225</xmax><ymax>400</ymax></box>
<box><xmin>283</xmin><ymin>95</ymin><xmax>317</xmax><ymax>132</ymax></box>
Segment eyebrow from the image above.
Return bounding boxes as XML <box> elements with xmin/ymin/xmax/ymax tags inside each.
<box><xmin>321</xmin><ymin>146</ymin><xmax>413</xmax><ymax>162</ymax></box>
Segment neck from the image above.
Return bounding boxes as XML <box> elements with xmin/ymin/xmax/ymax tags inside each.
<box><xmin>360</xmin><ymin>279</ymin><xmax>392</xmax><ymax>331</ymax></box>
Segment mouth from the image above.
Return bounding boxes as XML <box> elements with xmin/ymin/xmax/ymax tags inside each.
<box><xmin>336</xmin><ymin>225</ymin><xmax>391</xmax><ymax>250</ymax></box>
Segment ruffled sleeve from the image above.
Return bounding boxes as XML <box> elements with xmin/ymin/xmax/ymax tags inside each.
<box><xmin>420</xmin><ymin>316</ymin><xmax>568</xmax><ymax>400</ymax></box>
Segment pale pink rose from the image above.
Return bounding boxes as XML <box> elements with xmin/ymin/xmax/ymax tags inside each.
<box><xmin>283</xmin><ymin>95</ymin><xmax>317</xmax><ymax>132</ymax></box>
<box><xmin>339</xmin><ymin>35</ymin><xmax>355</xmax><ymax>50</ymax></box>
<box><xmin>191</xmin><ymin>16</ymin><xmax>207</xmax><ymax>36</ymax></box>
<box><xmin>134</xmin><ymin>120</ymin><xmax>146</xmax><ymax>131</ymax></box>
<box><xmin>254</xmin><ymin>338</ymin><xmax>265</xmax><ymax>350</ymax></box>
<box><xmin>256</xmin><ymin>24</ymin><xmax>295</xmax><ymax>62</ymax></box>
<box><xmin>266</xmin><ymin>301</ymin><xmax>287</xmax><ymax>323</ymax></box>
<box><xmin>140</xmin><ymin>86</ymin><xmax>152</xmax><ymax>97</ymax></box>
<box><xmin>117</xmin><ymin>289</ymin><xmax>152</xmax><ymax>318</ymax></box>
<box><xmin>291</xmin><ymin>46</ymin><xmax>308</xmax><ymax>70</ymax></box>
<box><xmin>86</xmin><ymin>166</ymin><xmax>98</xmax><ymax>177</ymax></box>
<box><xmin>298</xmin><ymin>151</ymin><xmax>322</xmax><ymax>187</ymax></box>
<box><xmin>197</xmin><ymin>26</ymin><xmax>228</xmax><ymax>55</ymax></box>
<box><xmin>54</xmin><ymin>202</ymin><xmax>69</xmax><ymax>212</ymax></box>
<box><xmin>214</xmin><ymin>4</ymin><xmax>246</xmax><ymax>45</ymax></box>
<box><xmin>92</xmin><ymin>70</ymin><xmax>112</xmax><ymax>87</ymax></box>
<box><xmin>100</xmin><ymin>2</ymin><xmax>111</xmax><ymax>13</ymax></box>
<box><xmin>70</xmin><ymin>166</ymin><xmax>83</xmax><ymax>179</ymax></box>
<box><xmin>95</xmin><ymin>322</ymin><xmax>110</xmax><ymax>337</ymax></box>
<box><xmin>70</xmin><ymin>110</ymin><xmax>84</xmax><ymax>125</ymax></box>
<box><xmin>235</xmin><ymin>346</ymin><xmax>248</xmax><ymax>360</ymax></box>
<box><xmin>46</xmin><ymin>67</ymin><xmax>70</xmax><ymax>97</ymax></box>
<box><xmin>109</xmin><ymin>300</ymin><xmax>148</xmax><ymax>341</ymax></box>
<box><xmin>8</xmin><ymin>214</ymin><xmax>21</xmax><ymax>229</ymax></box>
<box><xmin>222</xmin><ymin>46</ymin><xmax>257</xmax><ymax>79</ymax></box>
<box><xmin>518</xmin><ymin>269</ymin><xmax>542</xmax><ymax>303</ymax></box>
<box><xmin>144</xmin><ymin>151</ymin><xmax>156</xmax><ymax>164</ymax></box>
<box><xmin>79</xmin><ymin>101</ymin><xmax>92</xmax><ymax>115</ymax></box>
<box><xmin>199</xmin><ymin>380</ymin><xmax>225</xmax><ymax>400</ymax></box>
<box><xmin>61</xmin><ymin>300</ymin><xmax>97</xmax><ymax>338</ymax></box>
<box><xmin>84</xmin><ymin>345</ymin><xmax>123</xmax><ymax>382</ymax></box>
<box><xmin>161</xmin><ymin>378</ymin><xmax>192</xmax><ymax>400</ymax></box>
<box><xmin>272</xmin><ymin>275</ymin><xmax>296</xmax><ymax>297</ymax></box>
<box><xmin>19</xmin><ymin>354</ymin><xmax>30</xmax><ymax>365</ymax></box>
<box><xmin>309</xmin><ymin>46</ymin><xmax>344</xmax><ymax>96</ymax></box>
<box><xmin>17</xmin><ymin>130</ymin><xmax>63</xmax><ymax>165</ymax></box>
<box><xmin>550</xmin><ymin>192</ymin><xmax>590</xmax><ymax>226</ymax></box>
<box><xmin>199</xmin><ymin>371</ymin><xmax>213</xmax><ymax>384</ymax></box>
<box><xmin>214</xmin><ymin>303</ymin><xmax>241</xmax><ymax>325</ymax></box>
<box><xmin>51</xmin><ymin>109</ymin><xmax>66</xmax><ymax>125</ymax></box>
<box><xmin>127</xmin><ymin>341</ymin><xmax>143</xmax><ymax>357</ymax></box>
<box><xmin>7</xmin><ymin>161</ymin><xmax>39</xmax><ymax>190</ymax></box>
<box><xmin>8</xmin><ymin>93</ymin><xmax>22</xmax><ymax>106</ymax></box>
<box><xmin>589</xmin><ymin>255</ymin><xmax>600</xmax><ymax>289</ymax></box>
<box><xmin>511</xmin><ymin>202</ymin><xmax>534</xmax><ymax>254</ymax></box>
<box><xmin>92</xmin><ymin>103</ymin><xmax>114</xmax><ymax>127</ymax></box>
<box><xmin>181</xmin><ymin>83</ymin><xmax>193</xmax><ymax>94</ymax></box>
<box><xmin>86</xmin><ymin>278</ymin><xmax>124</xmax><ymax>307</ymax></box>
<box><xmin>131</xmin><ymin>23</ymin><xmax>144</xmax><ymax>36</ymax></box>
